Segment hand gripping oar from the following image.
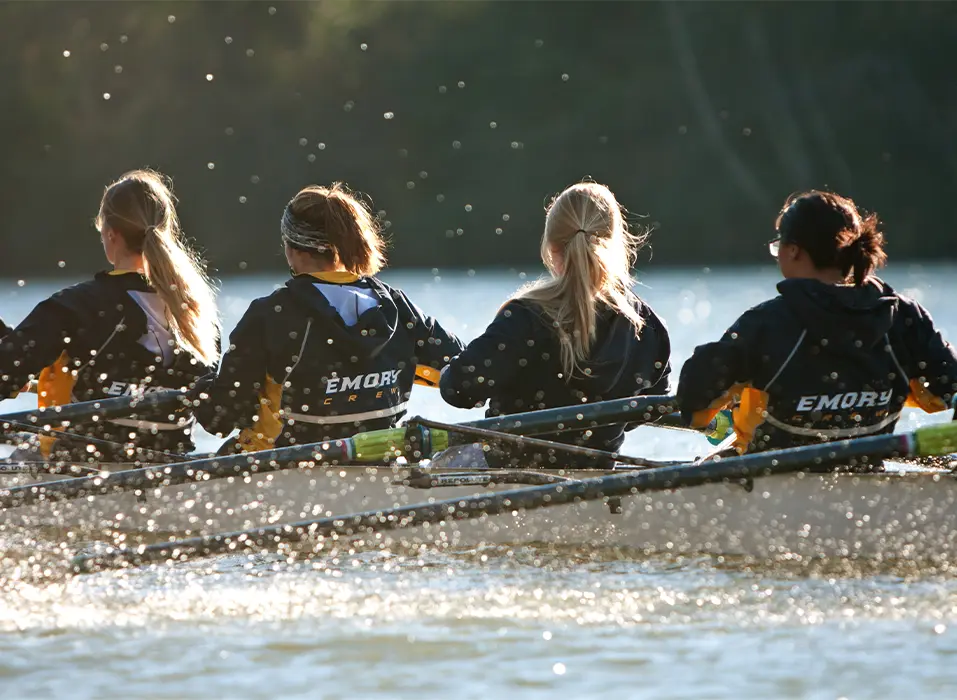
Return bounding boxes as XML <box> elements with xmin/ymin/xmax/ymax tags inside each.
<box><xmin>71</xmin><ymin>421</ymin><xmax>957</xmax><ymax>572</ymax></box>
<box><xmin>0</xmin><ymin>394</ymin><xmax>675</xmax><ymax>510</ymax></box>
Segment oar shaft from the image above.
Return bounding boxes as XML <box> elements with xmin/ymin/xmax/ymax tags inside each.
<box><xmin>75</xmin><ymin>426</ymin><xmax>948</xmax><ymax>572</ymax></box>
<box><xmin>464</xmin><ymin>395</ymin><xmax>677</xmax><ymax>436</ymax></box>
<box><xmin>412</xmin><ymin>416</ymin><xmax>676</xmax><ymax>469</ymax></box>
<box><xmin>0</xmin><ymin>389</ymin><xmax>185</xmax><ymax>426</ymax></box>
<box><xmin>4</xmin><ymin>396</ymin><xmax>678</xmax><ymax>510</ymax></box>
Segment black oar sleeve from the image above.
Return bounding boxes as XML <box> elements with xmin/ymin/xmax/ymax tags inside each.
<box><xmin>0</xmin><ymin>297</ymin><xmax>77</xmax><ymax>398</ymax></box>
<box><xmin>392</xmin><ymin>290</ymin><xmax>465</xmax><ymax>369</ymax></box>
<box><xmin>892</xmin><ymin>297</ymin><xmax>957</xmax><ymax>410</ymax></box>
<box><xmin>676</xmin><ymin>307</ymin><xmax>764</xmax><ymax>426</ymax></box>
<box><xmin>196</xmin><ymin>301</ymin><xmax>269</xmax><ymax>436</ymax></box>
<box><xmin>439</xmin><ymin>301</ymin><xmax>533</xmax><ymax>409</ymax></box>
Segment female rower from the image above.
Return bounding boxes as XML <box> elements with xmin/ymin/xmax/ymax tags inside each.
<box><xmin>677</xmin><ymin>190</ymin><xmax>957</xmax><ymax>464</ymax></box>
<box><xmin>0</xmin><ymin>169</ymin><xmax>220</xmax><ymax>461</ymax></box>
<box><xmin>196</xmin><ymin>183</ymin><xmax>464</xmax><ymax>452</ymax></box>
<box><xmin>439</xmin><ymin>181</ymin><xmax>671</xmax><ymax>468</ymax></box>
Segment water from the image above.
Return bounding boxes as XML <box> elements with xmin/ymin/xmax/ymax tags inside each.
<box><xmin>1</xmin><ymin>265</ymin><xmax>956</xmax><ymax>698</ymax></box>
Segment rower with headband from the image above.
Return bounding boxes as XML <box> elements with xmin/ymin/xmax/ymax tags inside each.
<box><xmin>196</xmin><ymin>182</ymin><xmax>464</xmax><ymax>454</ymax></box>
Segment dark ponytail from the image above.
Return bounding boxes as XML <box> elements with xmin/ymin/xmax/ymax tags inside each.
<box><xmin>775</xmin><ymin>190</ymin><xmax>887</xmax><ymax>286</ymax></box>
<box><xmin>838</xmin><ymin>211</ymin><xmax>886</xmax><ymax>286</ymax></box>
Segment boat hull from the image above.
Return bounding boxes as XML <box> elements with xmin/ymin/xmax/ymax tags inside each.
<box><xmin>3</xmin><ymin>463</ymin><xmax>956</xmax><ymax>562</ymax></box>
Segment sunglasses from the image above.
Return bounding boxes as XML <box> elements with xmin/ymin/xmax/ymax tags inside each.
<box><xmin>768</xmin><ymin>236</ymin><xmax>782</xmax><ymax>259</ymax></box>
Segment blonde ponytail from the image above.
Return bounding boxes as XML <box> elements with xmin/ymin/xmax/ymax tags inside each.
<box><xmin>516</xmin><ymin>182</ymin><xmax>647</xmax><ymax>379</ymax></box>
<box><xmin>96</xmin><ymin>169</ymin><xmax>220</xmax><ymax>366</ymax></box>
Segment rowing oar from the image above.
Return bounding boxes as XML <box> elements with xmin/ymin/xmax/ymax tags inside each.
<box><xmin>71</xmin><ymin>420</ymin><xmax>957</xmax><ymax>572</ymax></box>
<box><xmin>0</xmin><ymin>394</ymin><xmax>675</xmax><ymax>510</ymax></box>
<box><xmin>0</xmin><ymin>389</ymin><xmax>186</xmax><ymax>427</ymax></box>
<box><xmin>407</xmin><ymin>416</ymin><xmax>683</xmax><ymax>469</ymax></box>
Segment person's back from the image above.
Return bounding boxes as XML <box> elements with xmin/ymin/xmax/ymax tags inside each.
<box><xmin>440</xmin><ymin>181</ymin><xmax>671</xmax><ymax>468</ymax></box>
<box><xmin>677</xmin><ymin>190</ymin><xmax>957</xmax><ymax>464</ymax></box>
<box><xmin>198</xmin><ymin>183</ymin><xmax>463</xmax><ymax>452</ymax></box>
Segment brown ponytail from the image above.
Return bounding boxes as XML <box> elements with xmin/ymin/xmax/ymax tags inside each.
<box><xmin>775</xmin><ymin>190</ymin><xmax>887</xmax><ymax>286</ymax></box>
<box><xmin>96</xmin><ymin>169</ymin><xmax>220</xmax><ymax>366</ymax></box>
<box><xmin>285</xmin><ymin>183</ymin><xmax>386</xmax><ymax>277</ymax></box>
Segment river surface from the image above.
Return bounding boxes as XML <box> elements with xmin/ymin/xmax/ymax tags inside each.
<box><xmin>0</xmin><ymin>265</ymin><xmax>956</xmax><ymax>699</ymax></box>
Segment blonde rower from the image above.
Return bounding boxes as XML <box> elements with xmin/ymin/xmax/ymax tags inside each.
<box><xmin>440</xmin><ymin>181</ymin><xmax>671</xmax><ymax>468</ymax></box>
<box><xmin>0</xmin><ymin>169</ymin><xmax>220</xmax><ymax>462</ymax></box>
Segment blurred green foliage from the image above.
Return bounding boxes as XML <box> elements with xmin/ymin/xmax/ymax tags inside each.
<box><xmin>1</xmin><ymin>1</ymin><xmax>955</xmax><ymax>275</ymax></box>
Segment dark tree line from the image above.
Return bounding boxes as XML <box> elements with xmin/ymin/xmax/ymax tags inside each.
<box><xmin>2</xmin><ymin>1</ymin><xmax>955</xmax><ymax>275</ymax></box>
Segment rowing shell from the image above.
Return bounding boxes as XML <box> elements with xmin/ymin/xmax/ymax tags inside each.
<box><xmin>2</xmin><ymin>460</ymin><xmax>956</xmax><ymax>562</ymax></box>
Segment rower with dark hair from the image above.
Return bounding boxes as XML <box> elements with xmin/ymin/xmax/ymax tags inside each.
<box><xmin>197</xmin><ymin>183</ymin><xmax>464</xmax><ymax>453</ymax></box>
<box><xmin>677</xmin><ymin>190</ymin><xmax>957</xmax><ymax>466</ymax></box>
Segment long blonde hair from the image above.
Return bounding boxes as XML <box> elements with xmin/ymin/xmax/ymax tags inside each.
<box><xmin>515</xmin><ymin>182</ymin><xmax>647</xmax><ymax>379</ymax></box>
<box><xmin>95</xmin><ymin>169</ymin><xmax>219</xmax><ymax>366</ymax></box>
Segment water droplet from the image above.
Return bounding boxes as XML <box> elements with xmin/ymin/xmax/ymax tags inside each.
<box><xmin>102</xmin><ymin>93</ymin><xmax>111</xmax><ymax>100</ymax></box>
<box><xmin>552</xmin><ymin>662</ymin><xmax>566</xmax><ymax>675</ymax></box>
<box><xmin>360</xmin><ymin>43</ymin><xmax>368</xmax><ymax>51</ymax></box>
<box><xmin>542</xmin><ymin>631</ymin><xmax>552</xmax><ymax>640</ymax></box>
<box><xmin>534</xmin><ymin>39</ymin><xmax>544</xmax><ymax>48</ymax></box>
<box><xmin>678</xmin><ymin>125</ymin><xmax>688</xmax><ymax>135</ymax></box>
<box><xmin>238</xmin><ymin>196</ymin><xmax>247</xmax><ymax>204</ymax></box>
<box><xmin>119</xmin><ymin>35</ymin><xmax>128</xmax><ymax>44</ymax></box>
<box><xmin>100</xmin><ymin>43</ymin><xmax>109</xmax><ymax>52</ymax></box>
<box><xmin>452</xmin><ymin>140</ymin><xmax>462</xmax><ymax>149</ymax></box>
<box><xmin>307</xmin><ymin>154</ymin><xmax>316</xmax><ymax>162</ymax></box>
<box><xmin>114</xmin><ymin>65</ymin><xmax>123</xmax><ymax>74</ymax></box>
<box><xmin>225</xmin><ymin>127</ymin><xmax>234</xmax><ymax>136</ymax></box>
<box><xmin>238</xmin><ymin>261</ymin><xmax>248</xmax><ymax>270</ymax></box>
<box><xmin>935</xmin><ymin>624</ymin><xmax>947</xmax><ymax>634</ymax></box>
<box><xmin>489</xmin><ymin>121</ymin><xmax>498</xmax><ymax>129</ymax></box>
<box><xmin>438</xmin><ymin>85</ymin><xmax>447</xmax><ymax>94</ymax></box>
<box><xmin>510</xmin><ymin>141</ymin><xmax>521</xmax><ymax>149</ymax></box>
<box><xmin>225</xmin><ymin>36</ymin><xmax>233</xmax><ymax>45</ymax></box>
<box><xmin>206</xmin><ymin>73</ymin><xmax>214</xmax><ymax>82</ymax></box>
<box><xmin>58</xmin><ymin>261</ymin><xmax>66</xmax><ymax>268</ymax></box>
<box><xmin>246</xmin><ymin>48</ymin><xmax>255</xmax><ymax>58</ymax></box>
<box><xmin>268</xmin><ymin>6</ymin><xmax>277</xmax><ymax>15</ymax></box>
<box><xmin>167</xmin><ymin>15</ymin><xmax>176</xmax><ymax>24</ymax></box>
<box><xmin>457</xmin><ymin>81</ymin><xmax>465</xmax><ymax>88</ymax></box>
<box><xmin>298</xmin><ymin>137</ymin><xmax>308</xmax><ymax>146</ymax></box>
<box><xmin>383</xmin><ymin>111</ymin><xmax>394</xmax><ymax>120</ymax></box>
<box><xmin>250</xmin><ymin>175</ymin><xmax>260</xmax><ymax>184</ymax></box>
<box><xmin>17</xmin><ymin>280</ymin><xmax>25</xmax><ymax>287</ymax></box>
<box><xmin>561</xmin><ymin>73</ymin><xmax>569</xmax><ymax>81</ymax></box>
<box><xmin>406</xmin><ymin>181</ymin><xmax>415</xmax><ymax>190</ymax></box>
<box><xmin>436</xmin><ymin>194</ymin><xmax>445</xmax><ymax>203</ymax></box>
<box><xmin>62</xmin><ymin>50</ymin><xmax>71</xmax><ymax>58</ymax></box>
<box><xmin>464</xmin><ymin>204</ymin><xmax>473</xmax><ymax>212</ymax></box>
<box><xmin>495</xmin><ymin>227</ymin><xmax>503</xmax><ymax>235</ymax></box>
<box><xmin>317</xmin><ymin>142</ymin><xmax>326</xmax><ymax>150</ymax></box>
<box><xmin>743</xmin><ymin>127</ymin><xmax>752</xmax><ymax>136</ymax></box>
<box><xmin>502</xmin><ymin>214</ymin><xmax>510</xmax><ymax>222</ymax></box>
<box><xmin>207</xmin><ymin>162</ymin><xmax>215</xmax><ymax>170</ymax></box>
<box><xmin>343</xmin><ymin>101</ymin><xmax>354</xmax><ymax>112</ymax></box>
